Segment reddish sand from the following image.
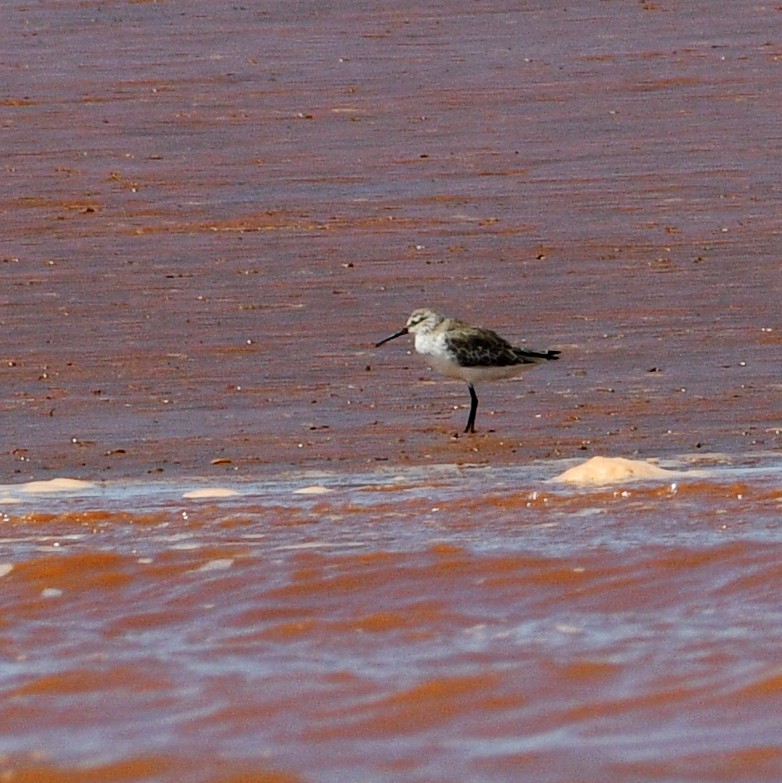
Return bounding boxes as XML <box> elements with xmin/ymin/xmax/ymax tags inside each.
<box><xmin>1</xmin><ymin>1</ymin><xmax>781</xmax><ymax>781</ymax></box>
<box><xmin>2</xmin><ymin>0</ymin><xmax>779</xmax><ymax>482</ymax></box>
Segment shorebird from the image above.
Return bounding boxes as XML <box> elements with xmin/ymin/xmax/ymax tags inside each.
<box><xmin>375</xmin><ymin>308</ymin><xmax>560</xmax><ymax>433</ymax></box>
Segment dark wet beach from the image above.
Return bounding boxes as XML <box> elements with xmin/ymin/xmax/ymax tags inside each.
<box><xmin>1</xmin><ymin>1</ymin><xmax>781</xmax><ymax>780</ymax></box>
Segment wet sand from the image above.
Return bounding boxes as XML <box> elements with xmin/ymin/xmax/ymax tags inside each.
<box><xmin>2</xmin><ymin>1</ymin><xmax>782</xmax><ymax>781</ymax></box>
<box><xmin>3</xmin><ymin>0</ymin><xmax>780</xmax><ymax>480</ymax></box>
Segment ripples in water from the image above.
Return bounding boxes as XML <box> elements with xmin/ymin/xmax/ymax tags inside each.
<box><xmin>1</xmin><ymin>454</ymin><xmax>781</xmax><ymax>782</ymax></box>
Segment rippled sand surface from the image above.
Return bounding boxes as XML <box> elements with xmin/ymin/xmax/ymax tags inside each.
<box><xmin>3</xmin><ymin>0</ymin><xmax>781</xmax><ymax>780</ymax></box>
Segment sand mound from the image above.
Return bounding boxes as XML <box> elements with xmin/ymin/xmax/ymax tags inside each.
<box><xmin>552</xmin><ymin>456</ymin><xmax>681</xmax><ymax>486</ymax></box>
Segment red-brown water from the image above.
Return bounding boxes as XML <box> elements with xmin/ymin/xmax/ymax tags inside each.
<box><xmin>2</xmin><ymin>461</ymin><xmax>782</xmax><ymax>782</ymax></box>
<box><xmin>2</xmin><ymin>0</ymin><xmax>781</xmax><ymax>781</ymax></box>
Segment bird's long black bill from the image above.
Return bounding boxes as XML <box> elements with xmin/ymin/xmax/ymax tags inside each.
<box><xmin>375</xmin><ymin>326</ymin><xmax>408</xmax><ymax>347</ymax></box>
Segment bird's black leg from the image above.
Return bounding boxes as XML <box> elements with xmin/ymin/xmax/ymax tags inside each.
<box><xmin>465</xmin><ymin>383</ymin><xmax>478</xmax><ymax>433</ymax></box>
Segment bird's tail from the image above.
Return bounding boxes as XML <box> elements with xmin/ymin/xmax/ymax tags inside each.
<box><xmin>518</xmin><ymin>348</ymin><xmax>560</xmax><ymax>363</ymax></box>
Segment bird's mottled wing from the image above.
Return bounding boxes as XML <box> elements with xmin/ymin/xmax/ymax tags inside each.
<box><xmin>444</xmin><ymin>326</ymin><xmax>535</xmax><ymax>368</ymax></box>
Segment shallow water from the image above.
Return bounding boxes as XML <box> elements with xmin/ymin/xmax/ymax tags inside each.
<box><xmin>3</xmin><ymin>0</ymin><xmax>782</xmax><ymax>780</ymax></box>
<box><xmin>2</xmin><ymin>455</ymin><xmax>782</xmax><ymax>782</ymax></box>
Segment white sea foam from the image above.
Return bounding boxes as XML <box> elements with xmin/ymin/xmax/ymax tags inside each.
<box><xmin>182</xmin><ymin>488</ymin><xmax>240</xmax><ymax>499</ymax></box>
<box><xmin>551</xmin><ymin>456</ymin><xmax>687</xmax><ymax>486</ymax></box>
<box><xmin>196</xmin><ymin>558</ymin><xmax>235</xmax><ymax>572</ymax></box>
<box><xmin>293</xmin><ymin>485</ymin><xmax>333</xmax><ymax>495</ymax></box>
<box><xmin>18</xmin><ymin>478</ymin><xmax>95</xmax><ymax>494</ymax></box>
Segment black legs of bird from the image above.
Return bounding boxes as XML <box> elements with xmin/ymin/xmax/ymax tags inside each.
<box><xmin>466</xmin><ymin>383</ymin><xmax>479</xmax><ymax>434</ymax></box>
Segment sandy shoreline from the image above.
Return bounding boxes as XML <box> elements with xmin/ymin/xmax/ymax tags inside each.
<box><xmin>2</xmin><ymin>1</ymin><xmax>779</xmax><ymax>484</ymax></box>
